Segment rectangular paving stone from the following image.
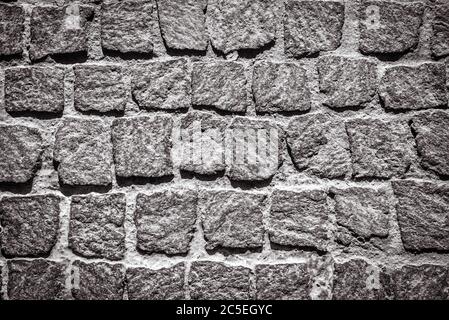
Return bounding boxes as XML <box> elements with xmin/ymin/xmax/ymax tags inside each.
<box><xmin>0</xmin><ymin>3</ymin><xmax>25</xmax><ymax>56</ymax></box>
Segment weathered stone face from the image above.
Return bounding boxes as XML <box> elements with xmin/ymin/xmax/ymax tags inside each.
<box><xmin>379</xmin><ymin>63</ymin><xmax>447</xmax><ymax>111</ymax></box>
<box><xmin>284</xmin><ymin>0</ymin><xmax>344</xmax><ymax>58</ymax></box>
<box><xmin>252</xmin><ymin>61</ymin><xmax>311</xmax><ymax>113</ymax></box>
<box><xmin>111</xmin><ymin>116</ymin><xmax>173</xmax><ymax>178</ymax></box>
<box><xmin>101</xmin><ymin>0</ymin><xmax>154</xmax><ymax>53</ymax></box>
<box><xmin>30</xmin><ymin>5</ymin><xmax>94</xmax><ymax>61</ymax></box>
<box><xmin>411</xmin><ymin>110</ymin><xmax>449</xmax><ymax>176</ymax></box>
<box><xmin>54</xmin><ymin>118</ymin><xmax>113</xmax><ymax>186</ymax></box>
<box><xmin>5</xmin><ymin>67</ymin><xmax>65</xmax><ymax>114</ymax></box>
<box><xmin>72</xmin><ymin>261</ymin><xmax>125</xmax><ymax>300</ymax></box>
<box><xmin>345</xmin><ymin>118</ymin><xmax>414</xmax><ymax>179</ymax></box>
<box><xmin>318</xmin><ymin>56</ymin><xmax>378</xmax><ymax>109</ymax></box>
<box><xmin>359</xmin><ymin>0</ymin><xmax>423</xmax><ymax>55</ymax></box>
<box><xmin>431</xmin><ymin>4</ymin><xmax>449</xmax><ymax>58</ymax></box>
<box><xmin>134</xmin><ymin>189</ymin><xmax>197</xmax><ymax>255</ymax></box>
<box><xmin>8</xmin><ymin>259</ymin><xmax>66</xmax><ymax>300</ymax></box>
<box><xmin>0</xmin><ymin>124</ymin><xmax>43</xmax><ymax>184</ymax></box>
<box><xmin>207</xmin><ymin>0</ymin><xmax>276</xmax><ymax>54</ymax></box>
<box><xmin>69</xmin><ymin>193</ymin><xmax>126</xmax><ymax>260</ymax></box>
<box><xmin>392</xmin><ymin>179</ymin><xmax>449</xmax><ymax>252</ymax></box>
<box><xmin>157</xmin><ymin>0</ymin><xmax>207</xmax><ymax>51</ymax></box>
<box><xmin>192</xmin><ymin>61</ymin><xmax>247</xmax><ymax>113</ymax></box>
<box><xmin>256</xmin><ymin>263</ymin><xmax>310</xmax><ymax>300</ymax></box>
<box><xmin>74</xmin><ymin>64</ymin><xmax>127</xmax><ymax>113</ymax></box>
<box><xmin>0</xmin><ymin>3</ymin><xmax>25</xmax><ymax>56</ymax></box>
<box><xmin>132</xmin><ymin>59</ymin><xmax>191</xmax><ymax>111</ymax></box>
<box><xmin>189</xmin><ymin>261</ymin><xmax>252</xmax><ymax>300</ymax></box>
<box><xmin>268</xmin><ymin>188</ymin><xmax>330</xmax><ymax>252</ymax></box>
<box><xmin>199</xmin><ymin>189</ymin><xmax>266</xmax><ymax>250</ymax></box>
<box><xmin>287</xmin><ymin>113</ymin><xmax>351</xmax><ymax>179</ymax></box>
<box><xmin>127</xmin><ymin>263</ymin><xmax>185</xmax><ymax>300</ymax></box>
<box><xmin>0</xmin><ymin>195</ymin><xmax>60</xmax><ymax>258</ymax></box>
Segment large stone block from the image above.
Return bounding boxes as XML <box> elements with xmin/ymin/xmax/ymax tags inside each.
<box><xmin>0</xmin><ymin>3</ymin><xmax>25</xmax><ymax>56</ymax></box>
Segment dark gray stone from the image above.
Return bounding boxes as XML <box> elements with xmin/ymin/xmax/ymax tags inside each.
<box><xmin>189</xmin><ymin>261</ymin><xmax>252</xmax><ymax>300</ymax></box>
<box><xmin>284</xmin><ymin>0</ymin><xmax>344</xmax><ymax>58</ymax></box>
<box><xmin>74</xmin><ymin>64</ymin><xmax>127</xmax><ymax>113</ymax></box>
<box><xmin>379</xmin><ymin>63</ymin><xmax>447</xmax><ymax>111</ymax></box>
<box><xmin>256</xmin><ymin>263</ymin><xmax>310</xmax><ymax>300</ymax></box>
<box><xmin>345</xmin><ymin>118</ymin><xmax>414</xmax><ymax>179</ymax></box>
<box><xmin>287</xmin><ymin>113</ymin><xmax>351</xmax><ymax>179</ymax></box>
<box><xmin>268</xmin><ymin>188</ymin><xmax>330</xmax><ymax>252</ymax></box>
<box><xmin>54</xmin><ymin>118</ymin><xmax>113</xmax><ymax>186</ymax></box>
<box><xmin>199</xmin><ymin>189</ymin><xmax>266</xmax><ymax>250</ymax></box>
<box><xmin>5</xmin><ymin>66</ymin><xmax>65</xmax><ymax>114</ymax></box>
<box><xmin>72</xmin><ymin>260</ymin><xmax>125</xmax><ymax>300</ymax></box>
<box><xmin>132</xmin><ymin>59</ymin><xmax>190</xmax><ymax>111</ymax></box>
<box><xmin>157</xmin><ymin>0</ymin><xmax>207</xmax><ymax>51</ymax></box>
<box><xmin>127</xmin><ymin>263</ymin><xmax>185</xmax><ymax>300</ymax></box>
<box><xmin>0</xmin><ymin>3</ymin><xmax>24</xmax><ymax>56</ymax></box>
<box><xmin>318</xmin><ymin>55</ymin><xmax>378</xmax><ymax>109</ymax></box>
<box><xmin>359</xmin><ymin>0</ymin><xmax>424</xmax><ymax>55</ymax></box>
<box><xmin>0</xmin><ymin>124</ymin><xmax>43</xmax><ymax>183</ymax></box>
<box><xmin>252</xmin><ymin>61</ymin><xmax>311</xmax><ymax>113</ymax></box>
<box><xmin>192</xmin><ymin>61</ymin><xmax>247</xmax><ymax>113</ymax></box>
<box><xmin>432</xmin><ymin>4</ymin><xmax>449</xmax><ymax>58</ymax></box>
<box><xmin>392</xmin><ymin>179</ymin><xmax>449</xmax><ymax>252</ymax></box>
<box><xmin>111</xmin><ymin>116</ymin><xmax>173</xmax><ymax>178</ymax></box>
<box><xmin>207</xmin><ymin>0</ymin><xmax>276</xmax><ymax>54</ymax></box>
<box><xmin>0</xmin><ymin>195</ymin><xmax>60</xmax><ymax>258</ymax></box>
<box><xmin>135</xmin><ymin>189</ymin><xmax>197</xmax><ymax>255</ymax></box>
<box><xmin>8</xmin><ymin>259</ymin><xmax>66</xmax><ymax>300</ymax></box>
<box><xmin>69</xmin><ymin>193</ymin><xmax>126</xmax><ymax>260</ymax></box>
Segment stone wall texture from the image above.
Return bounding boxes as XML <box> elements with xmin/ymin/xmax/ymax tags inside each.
<box><xmin>0</xmin><ymin>0</ymin><xmax>449</xmax><ymax>300</ymax></box>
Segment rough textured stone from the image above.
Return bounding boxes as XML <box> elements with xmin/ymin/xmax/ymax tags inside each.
<box><xmin>132</xmin><ymin>59</ymin><xmax>190</xmax><ymax>110</ymax></box>
<box><xmin>192</xmin><ymin>61</ymin><xmax>247</xmax><ymax>113</ymax></box>
<box><xmin>284</xmin><ymin>0</ymin><xmax>344</xmax><ymax>58</ymax></box>
<box><xmin>333</xmin><ymin>259</ymin><xmax>381</xmax><ymax>300</ymax></box>
<box><xmin>134</xmin><ymin>189</ymin><xmax>197</xmax><ymax>255</ymax></box>
<box><xmin>157</xmin><ymin>0</ymin><xmax>207</xmax><ymax>51</ymax></box>
<box><xmin>69</xmin><ymin>193</ymin><xmax>126</xmax><ymax>260</ymax></box>
<box><xmin>199</xmin><ymin>189</ymin><xmax>266</xmax><ymax>250</ymax></box>
<box><xmin>189</xmin><ymin>261</ymin><xmax>252</xmax><ymax>300</ymax></box>
<box><xmin>101</xmin><ymin>0</ymin><xmax>154</xmax><ymax>53</ymax></box>
<box><xmin>179</xmin><ymin>111</ymin><xmax>227</xmax><ymax>175</ymax></box>
<box><xmin>72</xmin><ymin>261</ymin><xmax>125</xmax><ymax>300</ymax></box>
<box><xmin>411</xmin><ymin>110</ymin><xmax>449</xmax><ymax>176</ymax></box>
<box><xmin>30</xmin><ymin>5</ymin><xmax>94</xmax><ymax>60</ymax></box>
<box><xmin>111</xmin><ymin>116</ymin><xmax>173</xmax><ymax>178</ymax></box>
<box><xmin>206</xmin><ymin>0</ymin><xmax>276</xmax><ymax>54</ymax></box>
<box><xmin>54</xmin><ymin>118</ymin><xmax>112</xmax><ymax>186</ymax></box>
<box><xmin>0</xmin><ymin>195</ymin><xmax>60</xmax><ymax>258</ymax></box>
<box><xmin>431</xmin><ymin>4</ymin><xmax>449</xmax><ymax>58</ymax></box>
<box><xmin>287</xmin><ymin>114</ymin><xmax>351</xmax><ymax>179</ymax></box>
<box><xmin>381</xmin><ymin>264</ymin><xmax>449</xmax><ymax>300</ymax></box>
<box><xmin>5</xmin><ymin>66</ymin><xmax>65</xmax><ymax>114</ymax></box>
<box><xmin>127</xmin><ymin>263</ymin><xmax>185</xmax><ymax>300</ymax></box>
<box><xmin>318</xmin><ymin>56</ymin><xmax>378</xmax><ymax>109</ymax></box>
<box><xmin>8</xmin><ymin>259</ymin><xmax>66</xmax><ymax>300</ymax></box>
<box><xmin>0</xmin><ymin>3</ymin><xmax>24</xmax><ymax>56</ymax></box>
<box><xmin>74</xmin><ymin>64</ymin><xmax>127</xmax><ymax>113</ymax></box>
<box><xmin>268</xmin><ymin>188</ymin><xmax>330</xmax><ymax>251</ymax></box>
<box><xmin>346</xmin><ymin>118</ymin><xmax>414</xmax><ymax>179</ymax></box>
<box><xmin>252</xmin><ymin>61</ymin><xmax>311</xmax><ymax>113</ymax></box>
<box><xmin>226</xmin><ymin>117</ymin><xmax>283</xmax><ymax>181</ymax></box>
<box><xmin>256</xmin><ymin>263</ymin><xmax>310</xmax><ymax>300</ymax></box>
<box><xmin>359</xmin><ymin>0</ymin><xmax>423</xmax><ymax>55</ymax></box>
<box><xmin>0</xmin><ymin>124</ymin><xmax>43</xmax><ymax>183</ymax></box>
<box><xmin>330</xmin><ymin>187</ymin><xmax>390</xmax><ymax>246</ymax></box>
<box><xmin>379</xmin><ymin>63</ymin><xmax>447</xmax><ymax>111</ymax></box>
<box><xmin>392</xmin><ymin>180</ymin><xmax>449</xmax><ymax>252</ymax></box>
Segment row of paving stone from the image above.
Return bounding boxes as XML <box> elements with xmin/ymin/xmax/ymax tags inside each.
<box><xmin>2</xmin><ymin>58</ymin><xmax>448</xmax><ymax>114</ymax></box>
<box><xmin>1</xmin><ymin>257</ymin><xmax>449</xmax><ymax>300</ymax></box>
<box><xmin>1</xmin><ymin>179</ymin><xmax>448</xmax><ymax>261</ymax></box>
<box><xmin>0</xmin><ymin>0</ymin><xmax>448</xmax><ymax>60</ymax></box>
